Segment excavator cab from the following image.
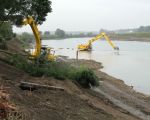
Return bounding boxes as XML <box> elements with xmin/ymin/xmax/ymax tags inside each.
<box><xmin>78</xmin><ymin>43</ymin><xmax>92</xmax><ymax>51</ymax></box>
<box><xmin>114</xmin><ymin>46</ymin><xmax>119</xmax><ymax>50</ymax></box>
<box><xmin>41</xmin><ymin>47</ymin><xmax>55</xmax><ymax>61</ymax></box>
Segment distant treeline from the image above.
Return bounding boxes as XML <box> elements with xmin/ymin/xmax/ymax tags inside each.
<box><xmin>113</xmin><ymin>26</ymin><xmax>150</xmax><ymax>34</ymax></box>
<box><xmin>134</xmin><ymin>26</ymin><xmax>150</xmax><ymax>33</ymax></box>
<box><xmin>110</xmin><ymin>32</ymin><xmax>150</xmax><ymax>41</ymax></box>
<box><xmin>41</xmin><ymin>28</ymin><xmax>97</xmax><ymax>40</ymax></box>
<box><xmin>17</xmin><ymin>28</ymin><xmax>97</xmax><ymax>43</ymax></box>
<box><xmin>15</xmin><ymin>26</ymin><xmax>150</xmax><ymax>44</ymax></box>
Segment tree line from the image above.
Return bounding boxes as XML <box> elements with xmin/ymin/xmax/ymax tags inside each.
<box><xmin>42</xmin><ymin>29</ymin><xmax>96</xmax><ymax>39</ymax></box>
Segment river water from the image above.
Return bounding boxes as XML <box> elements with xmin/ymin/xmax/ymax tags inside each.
<box><xmin>42</xmin><ymin>38</ymin><xmax>150</xmax><ymax>95</ymax></box>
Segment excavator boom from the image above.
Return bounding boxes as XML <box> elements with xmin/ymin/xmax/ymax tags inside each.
<box><xmin>23</xmin><ymin>16</ymin><xmax>55</xmax><ymax>61</ymax></box>
<box><xmin>23</xmin><ymin>16</ymin><xmax>41</xmax><ymax>57</ymax></box>
<box><xmin>78</xmin><ymin>32</ymin><xmax>119</xmax><ymax>51</ymax></box>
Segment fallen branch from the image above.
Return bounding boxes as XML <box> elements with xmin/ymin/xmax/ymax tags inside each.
<box><xmin>19</xmin><ymin>82</ymin><xmax>64</xmax><ymax>91</ymax></box>
<box><xmin>0</xmin><ymin>49</ymin><xmax>27</xmax><ymax>56</ymax></box>
<box><xmin>0</xmin><ymin>49</ymin><xmax>17</xmax><ymax>55</ymax></box>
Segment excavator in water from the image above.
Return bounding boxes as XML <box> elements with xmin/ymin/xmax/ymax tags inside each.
<box><xmin>78</xmin><ymin>32</ymin><xmax>119</xmax><ymax>51</ymax></box>
<box><xmin>23</xmin><ymin>16</ymin><xmax>55</xmax><ymax>61</ymax></box>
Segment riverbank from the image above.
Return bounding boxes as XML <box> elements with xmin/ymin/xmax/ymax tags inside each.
<box><xmin>42</xmin><ymin>36</ymin><xmax>150</xmax><ymax>42</ymax></box>
<box><xmin>109</xmin><ymin>33</ymin><xmax>150</xmax><ymax>42</ymax></box>
<box><xmin>111</xmin><ymin>36</ymin><xmax>150</xmax><ymax>42</ymax></box>
<box><xmin>68</xmin><ymin>59</ymin><xmax>150</xmax><ymax>119</ymax></box>
<box><xmin>1</xmin><ymin>58</ymin><xmax>150</xmax><ymax>119</ymax></box>
<box><xmin>41</xmin><ymin>32</ymin><xmax>150</xmax><ymax>42</ymax></box>
<box><xmin>0</xmin><ymin>39</ymin><xmax>150</xmax><ymax>120</ymax></box>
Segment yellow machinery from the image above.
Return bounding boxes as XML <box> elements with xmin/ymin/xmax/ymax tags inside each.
<box><xmin>23</xmin><ymin>16</ymin><xmax>55</xmax><ymax>61</ymax></box>
<box><xmin>78</xmin><ymin>32</ymin><xmax>119</xmax><ymax>51</ymax></box>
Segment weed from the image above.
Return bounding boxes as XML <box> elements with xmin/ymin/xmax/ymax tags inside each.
<box><xmin>73</xmin><ymin>67</ymin><xmax>99</xmax><ymax>88</ymax></box>
<box><xmin>8</xmin><ymin>54</ymin><xmax>99</xmax><ymax>88</ymax></box>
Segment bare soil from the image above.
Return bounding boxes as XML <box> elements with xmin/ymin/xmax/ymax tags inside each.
<box><xmin>0</xmin><ymin>40</ymin><xmax>150</xmax><ymax>120</ymax></box>
<box><xmin>69</xmin><ymin>59</ymin><xmax>150</xmax><ymax>120</ymax></box>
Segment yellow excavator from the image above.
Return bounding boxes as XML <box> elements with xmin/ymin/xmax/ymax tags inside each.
<box><xmin>23</xmin><ymin>16</ymin><xmax>55</xmax><ymax>61</ymax></box>
<box><xmin>78</xmin><ymin>32</ymin><xmax>119</xmax><ymax>51</ymax></box>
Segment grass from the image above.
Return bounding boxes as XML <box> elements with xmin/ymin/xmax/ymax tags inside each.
<box><xmin>8</xmin><ymin>54</ymin><xmax>99</xmax><ymax>88</ymax></box>
<box><xmin>74</xmin><ymin>67</ymin><xmax>99</xmax><ymax>88</ymax></box>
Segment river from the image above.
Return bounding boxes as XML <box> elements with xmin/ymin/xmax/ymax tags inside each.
<box><xmin>42</xmin><ymin>38</ymin><xmax>150</xmax><ymax>95</ymax></box>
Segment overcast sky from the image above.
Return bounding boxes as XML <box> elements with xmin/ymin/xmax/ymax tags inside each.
<box><xmin>13</xmin><ymin>0</ymin><xmax>150</xmax><ymax>33</ymax></box>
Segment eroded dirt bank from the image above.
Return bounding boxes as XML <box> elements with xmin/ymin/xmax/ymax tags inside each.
<box><xmin>68</xmin><ymin>59</ymin><xmax>150</xmax><ymax>120</ymax></box>
<box><xmin>0</xmin><ymin>40</ymin><xmax>150</xmax><ymax>120</ymax></box>
<box><xmin>0</xmin><ymin>58</ymin><xmax>150</xmax><ymax>120</ymax></box>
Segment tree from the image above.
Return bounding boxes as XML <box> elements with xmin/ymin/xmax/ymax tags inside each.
<box><xmin>0</xmin><ymin>0</ymin><xmax>52</xmax><ymax>26</ymax></box>
<box><xmin>0</xmin><ymin>21</ymin><xmax>13</xmax><ymax>38</ymax></box>
<box><xmin>44</xmin><ymin>31</ymin><xmax>50</xmax><ymax>36</ymax></box>
<box><xmin>137</xmin><ymin>26</ymin><xmax>150</xmax><ymax>32</ymax></box>
<box><xmin>18</xmin><ymin>32</ymin><xmax>34</xmax><ymax>43</ymax></box>
<box><xmin>55</xmin><ymin>28</ymin><xmax>65</xmax><ymax>38</ymax></box>
<box><xmin>87</xmin><ymin>32</ymin><xmax>93</xmax><ymax>37</ymax></box>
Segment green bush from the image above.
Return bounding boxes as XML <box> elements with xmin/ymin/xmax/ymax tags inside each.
<box><xmin>0</xmin><ymin>37</ymin><xmax>7</xmax><ymax>50</ymax></box>
<box><xmin>74</xmin><ymin>67</ymin><xmax>99</xmax><ymax>88</ymax></box>
<box><xmin>8</xmin><ymin>54</ymin><xmax>99</xmax><ymax>88</ymax></box>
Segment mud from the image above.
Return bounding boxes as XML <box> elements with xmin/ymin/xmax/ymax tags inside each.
<box><xmin>68</xmin><ymin>59</ymin><xmax>150</xmax><ymax>120</ymax></box>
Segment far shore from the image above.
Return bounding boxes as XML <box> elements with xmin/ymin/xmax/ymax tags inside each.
<box><xmin>42</xmin><ymin>36</ymin><xmax>150</xmax><ymax>42</ymax></box>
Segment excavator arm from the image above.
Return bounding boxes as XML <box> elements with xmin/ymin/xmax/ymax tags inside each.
<box><xmin>78</xmin><ymin>32</ymin><xmax>119</xmax><ymax>51</ymax></box>
<box><xmin>88</xmin><ymin>33</ymin><xmax>104</xmax><ymax>45</ymax></box>
<box><xmin>23</xmin><ymin>16</ymin><xmax>56</xmax><ymax>61</ymax></box>
<box><xmin>101</xmin><ymin>32</ymin><xmax>119</xmax><ymax>50</ymax></box>
<box><xmin>23</xmin><ymin>16</ymin><xmax>41</xmax><ymax>57</ymax></box>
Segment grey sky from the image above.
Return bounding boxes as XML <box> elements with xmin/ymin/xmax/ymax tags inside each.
<box><xmin>13</xmin><ymin>0</ymin><xmax>150</xmax><ymax>33</ymax></box>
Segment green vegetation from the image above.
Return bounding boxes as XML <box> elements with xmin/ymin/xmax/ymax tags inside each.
<box><xmin>74</xmin><ymin>67</ymin><xmax>99</xmax><ymax>88</ymax></box>
<box><xmin>0</xmin><ymin>22</ymin><xmax>13</xmax><ymax>39</ymax></box>
<box><xmin>0</xmin><ymin>0</ymin><xmax>52</xmax><ymax>26</ymax></box>
<box><xmin>16</xmin><ymin>28</ymin><xmax>96</xmax><ymax>44</ymax></box>
<box><xmin>17</xmin><ymin>32</ymin><xmax>34</xmax><ymax>42</ymax></box>
<box><xmin>135</xmin><ymin>26</ymin><xmax>150</xmax><ymax>33</ymax></box>
<box><xmin>0</xmin><ymin>0</ymin><xmax>52</xmax><ymax>49</ymax></box>
<box><xmin>55</xmin><ymin>28</ymin><xmax>66</xmax><ymax>38</ymax></box>
<box><xmin>41</xmin><ymin>29</ymin><xmax>95</xmax><ymax>40</ymax></box>
<box><xmin>109</xmin><ymin>32</ymin><xmax>150</xmax><ymax>41</ymax></box>
<box><xmin>16</xmin><ymin>32</ymin><xmax>34</xmax><ymax>47</ymax></box>
<box><xmin>0</xmin><ymin>22</ymin><xmax>14</xmax><ymax>49</ymax></box>
<box><xmin>41</xmin><ymin>28</ymin><xmax>66</xmax><ymax>39</ymax></box>
<box><xmin>118</xmin><ymin>32</ymin><xmax>150</xmax><ymax>38</ymax></box>
<box><xmin>0</xmin><ymin>38</ymin><xmax>7</xmax><ymax>50</ymax></box>
<box><xmin>8</xmin><ymin>54</ymin><xmax>99</xmax><ymax>88</ymax></box>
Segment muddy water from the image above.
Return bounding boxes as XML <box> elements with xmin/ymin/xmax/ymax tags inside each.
<box><xmin>42</xmin><ymin>38</ymin><xmax>150</xmax><ymax>95</ymax></box>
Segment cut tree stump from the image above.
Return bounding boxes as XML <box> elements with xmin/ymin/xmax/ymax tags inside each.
<box><xmin>19</xmin><ymin>82</ymin><xmax>64</xmax><ymax>91</ymax></box>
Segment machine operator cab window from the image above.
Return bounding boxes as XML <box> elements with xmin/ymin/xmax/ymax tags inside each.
<box><xmin>37</xmin><ymin>46</ymin><xmax>48</xmax><ymax>64</ymax></box>
<box><xmin>41</xmin><ymin>47</ymin><xmax>47</xmax><ymax>56</ymax></box>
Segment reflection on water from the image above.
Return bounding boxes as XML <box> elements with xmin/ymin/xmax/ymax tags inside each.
<box><xmin>42</xmin><ymin>38</ymin><xmax>150</xmax><ymax>95</ymax></box>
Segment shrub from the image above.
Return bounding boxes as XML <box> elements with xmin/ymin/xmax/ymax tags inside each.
<box><xmin>8</xmin><ymin>54</ymin><xmax>99</xmax><ymax>88</ymax></box>
<box><xmin>74</xmin><ymin>67</ymin><xmax>99</xmax><ymax>88</ymax></box>
<box><xmin>0</xmin><ymin>37</ymin><xmax>7</xmax><ymax>50</ymax></box>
